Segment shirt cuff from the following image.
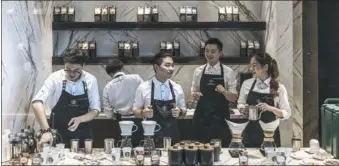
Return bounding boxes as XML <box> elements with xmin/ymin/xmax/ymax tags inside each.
<box><xmin>91</xmin><ymin>109</ymin><xmax>101</xmax><ymax>113</ymax></box>
<box><xmin>237</xmin><ymin>103</ymin><xmax>246</xmax><ymax>110</ymax></box>
<box><xmin>279</xmin><ymin>109</ymin><xmax>290</xmax><ymax>120</ymax></box>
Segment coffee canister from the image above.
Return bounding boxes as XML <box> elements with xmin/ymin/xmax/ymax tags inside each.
<box><xmin>199</xmin><ymin>145</ymin><xmax>214</xmax><ymax>166</ymax></box>
<box><xmin>184</xmin><ymin>145</ymin><xmax>198</xmax><ymax>165</ymax></box>
<box><xmin>168</xmin><ymin>145</ymin><xmax>183</xmax><ymax>166</ymax></box>
<box><xmin>209</xmin><ymin>142</ymin><xmax>220</xmax><ymax>162</ymax></box>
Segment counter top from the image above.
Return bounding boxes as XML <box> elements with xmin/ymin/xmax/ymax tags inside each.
<box><xmin>34</xmin><ymin>148</ymin><xmax>337</xmax><ymax>165</ymax></box>
<box><xmin>46</xmin><ymin>108</ymin><xmax>246</xmax><ymax>120</ymax></box>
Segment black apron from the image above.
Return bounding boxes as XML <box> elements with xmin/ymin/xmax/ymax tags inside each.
<box><xmin>113</xmin><ymin>74</ymin><xmax>143</xmax><ymax>147</ymax></box>
<box><xmin>192</xmin><ymin>63</ymin><xmax>232</xmax><ymax>147</ymax></box>
<box><xmin>149</xmin><ymin>80</ymin><xmax>180</xmax><ymax>148</ymax></box>
<box><xmin>242</xmin><ymin>79</ymin><xmax>281</xmax><ymax>147</ymax></box>
<box><xmin>50</xmin><ymin>80</ymin><xmax>92</xmax><ymax>148</ymax></box>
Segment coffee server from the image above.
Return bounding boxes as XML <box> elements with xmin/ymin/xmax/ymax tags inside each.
<box><xmin>179</xmin><ymin>6</ymin><xmax>198</xmax><ymax>22</ymax></box>
<box><xmin>218</xmin><ymin>6</ymin><xmax>240</xmax><ymax>22</ymax></box>
<box><xmin>94</xmin><ymin>6</ymin><xmax>117</xmax><ymax>22</ymax></box>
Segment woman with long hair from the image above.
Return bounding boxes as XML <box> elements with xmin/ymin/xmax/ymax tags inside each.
<box><xmin>237</xmin><ymin>53</ymin><xmax>291</xmax><ymax>147</ymax></box>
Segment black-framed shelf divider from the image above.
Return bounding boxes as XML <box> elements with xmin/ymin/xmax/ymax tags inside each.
<box><xmin>52</xmin><ymin>22</ymin><xmax>266</xmax><ymax>30</ymax></box>
<box><xmin>52</xmin><ymin>56</ymin><xmax>250</xmax><ymax>65</ymax></box>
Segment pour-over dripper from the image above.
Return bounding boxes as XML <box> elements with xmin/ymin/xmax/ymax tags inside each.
<box><xmin>119</xmin><ymin>121</ymin><xmax>138</xmax><ymax>136</ymax></box>
<box><xmin>142</xmin><ymin>121</ymin><xmax>161</xmax><ymax>136</ymax></box>
<box><xmin>225</xmin><ymin>119</ymin><xmax>249</xmax><ymax>157</ymax></box>
<box><xmin>259</xmin><ymin>119</ymin><xmax>280</xmax><ymax>156</ymax></box>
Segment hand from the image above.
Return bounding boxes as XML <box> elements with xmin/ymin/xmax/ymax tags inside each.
<box><xmin>238</xmin><ymin>104</ymin><xmax>249</xmax><ymax>114</ymax></box>
<box><xmin>172</xmin><ymin>104</ymin><xmax>181</xmax><ymax>118</ymax></box>
<box><xmin>142</xmin><ymin>106</ymin><xmax>153</xmax><ymax>118</ymax></box>
<box><xmin>68</xmin><ymin>117</ymin><xmax>83</xmax><ymax>132</ymax></box>
<box><xmin>256</xmin><ymin>103</ymin><xmax>274</xmax><ymax>112</ymax></box>
<box><xmin>191</xmin><ymin>92</ymin><xmax>202</xmax><ymax>101</ymax></box>
<box><xmin>215</xmin><ymin>84</ymin><xmax>226</xmax><ymax>94</ymax></box>
<box><xmin>38</xmin><ymin>132</ymin><xmax>53</xmax><ymax>151</ymax></box>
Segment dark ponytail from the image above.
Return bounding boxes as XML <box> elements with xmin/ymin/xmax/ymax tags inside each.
<box><xmin>254</xmin><ymin>53</ymin><xmax>280</xmax><ymax>97</ymax></box>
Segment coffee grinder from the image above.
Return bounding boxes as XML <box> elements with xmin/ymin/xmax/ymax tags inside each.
<box><xmin>225</xmin><ymin>119</ymin><xmax>249</xmax><ymax>157</ymax></box>
<box><xmin>259</xmin><ymin>119</ymin><xmax>280</xmax><ymax>156</ymax></box>
<box><xmin>141</xmin><ymin>120</ymin><xmax>161</xmax><ymax>156</ymax></box>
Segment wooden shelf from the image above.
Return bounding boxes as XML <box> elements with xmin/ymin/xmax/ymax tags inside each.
<box><xmin>52</xmin><ymin>56</ymin><xmax>250</xmax><ymax>65</ymax></box>
<box><xmin>52</xmin><ymin>22</ymin><xmax>266</xmax><ymax>31</ymax></box>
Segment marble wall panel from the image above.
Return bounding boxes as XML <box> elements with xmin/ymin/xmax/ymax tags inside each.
<box><xmin>1</xmin><ymin>1</ymin><xmax>54</xmax><ymax>132</ymax></box>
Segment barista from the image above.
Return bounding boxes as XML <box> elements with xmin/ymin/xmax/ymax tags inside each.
<box><xmin>191</xmin><ymin>38</ymin><xmax>238</xmax><ymax>147</ymax></box>
<box><xmin>103</xmin><ymin>58</ymin><xmax>144</xmax><ymax>146</ymax></box>
<box><xmin>31</xmin><ymin>49</ymin><xmax>100</xmax><ymax>148</ymax></box>
<box><xmin>237</xmin><ymin>53</ymin><xmax>291</xmax><ymax>147</ymax></box>
<box><xmin>133</xmin><ymin>52</ymin><xmax>186</xmax><ymax>147</ymax></box>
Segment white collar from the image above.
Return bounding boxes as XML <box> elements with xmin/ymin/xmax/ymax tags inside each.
<box><xmin>206</xmin><ymin>62</ymin><xmax>221</xmax><ymax>70</ymax></box>
<box><xmin>152</xmin><ymin>77</ymin><xmax>170</xmax><ymax>88</ymax></box>
<box><xmin>113</xmin><ymin>72</ymin><xmax>125</xmax><ymax>78</ymax></box>
<box><xmin>256</xmin><ymin>77</ymin><xmax>271</xmax><ymax>85</ymax></box>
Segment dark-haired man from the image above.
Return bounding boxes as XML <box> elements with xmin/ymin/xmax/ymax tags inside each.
<box><xmin>133</xmin><ymin>52</ymin><xmax>186</xmax><ymax>147</ymax></box>
<box><xmin>103</xmin><ymin>58</ymin><xmax>143</xmax><ymax>146</ymax></box>
<box><xmin>31</xmin><ymin>49</ymin><xmax>100</xmax><ymax>147</ymax></box>
<box><xmin>191</xmin><ymin>38</ymin><xmax>238</xmax><ymax>146</ymax></box>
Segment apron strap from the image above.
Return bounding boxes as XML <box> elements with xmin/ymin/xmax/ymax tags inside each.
<box><xmin>168</xmin><ymin>81</ymin><xmax>176</xmax><ymax>102</ymax></box>
<box><xmin>249</xmin><ymin>79</ymin><xmax>257</xmax><ymax>93</ymax></box>
<box><xmin>62</xmin><ymin>80</ymin><xmax>67</xmax><ymax>90</ymax></box>
<box><xmin>150</xmin><ymin>80</ymin><xmax>176</xmax><ymax>105</ymax></box>
<box><xmin>82</xmin><ymin>81</ymin><xmax>88</xmax><ymax>96</ymax></box>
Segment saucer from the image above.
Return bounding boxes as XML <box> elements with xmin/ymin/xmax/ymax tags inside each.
<box><xmin>290</xmin><ymin>151</ymin><xmax>310</xmax><ymax>160</ymax></box>
<box><xmin>300</xmin><ymin>158</ymin><xmax>324</xmax><ymax>165</ymax></box>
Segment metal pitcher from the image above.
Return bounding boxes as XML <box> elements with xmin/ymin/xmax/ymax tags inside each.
<box><xmin>248</xmin><ymin>106</ymin><xmax>263</xmax><ymax>121</ymax></box>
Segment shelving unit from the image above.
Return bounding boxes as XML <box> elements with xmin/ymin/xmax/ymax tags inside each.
<box><xmin>52</xmin><ymin>22</ymin><xmax>266</xmax><ymax>31</ymax></box>
<box><xmin>52</xmin><ymin>56</ymin><xmax>250</xmax><ymax>65</ymax></box>
<box><xmin>52</xmin><ymin>21</ymin><xmax>265</xmax><ymax>65</ymax></box>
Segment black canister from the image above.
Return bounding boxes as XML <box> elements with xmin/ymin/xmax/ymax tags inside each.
<box><xmin>185</xmin><ymin>145</ymin><xmax>198</xmax><ymax>166</ymax></box>
<box><xmin>168</xmin><ymin>145</ymin><xmax>183</xmax><ymax>166</ymax></box>
<box><xmin>109</xmin><ymin>6</ymin><xmax>117</xmax><ymax>22</ymax></box>
<box><xmin>144</xmin><ymin>6</ymin><xmax>151</xmax><ymax>22</ymax></box>
<box><xmin>253</xmin><ymin>40</ymin><xmax>260</xmax><ymax>55</ymax></box>
<box><xmin>131</xmin><ymin>41</ymin><xmax>139</xmax><ymax>57</ymax></box>
<box><xmin>94</xmin><ymin>7</ymin><xmax>101</xmax><ymax>22</ymax></box>
<box><xmin>218</xmin><ymin>7</ymin><xmax>226</xmax><ymax>22</ymax></box>
<box><xmin>60</xmin><ymin>6</ymin><xmax>68</xmax><ymax>22</ymax></box>
<box><xmin>67</xmin><ymin>7</ymin><xmax>75</xmax><ymax>22</ymax></box>
<box><xmin>118</xmin><ymin>41</ymin><xmax>125</xmax><ymax>57</ymax></box>
<box><xmin>137</xmin><ymin>6</ymin><xmax>144</xmax><ymax>22</ymax></box>
<box><xmin>200</xmin><ymin>41</ymin><xmax>205</xmax><ymax>57</ymax></box>
<box><xmin>225</xmin><ymin>6</ymin><xmax>233</xmax><ymax>22</ymax></box>
<box><xmin>89</xmin><ymin>40</ymin><xmax>97</xmax><ymax>58</ymax></box>
<box><xmin>192</xmin><ymin>7</ymin><xmax>198</xmax><ymax>22</ymax></box>
<box><xmin>166</xmin><ymin>41</ymin><xmax>173</xmax><ymax>54</ymax></box>
<box><xmin>101</xmin><ymin>6</ymin><xmax>109</xmax><ymax>22</ymax></box>
<box><xmin>53</xmin><ymin>6</ymin><xmax>61</xmax><ymax>22</ymax></box>
<box><xmin>199</xmin><ymin>145</ymin><xmax>214</xmax><ymax>166</ymax></box>
<box><xmin>160</xmin><ymin>41</ymin><xmax>166</xmax><ymax>52</ymax></box>
<box><xmin>77</xmin><ymin>41</ymin><xmax>84</xmax><ymax>49</ymax></box>
<box><xmin>179</xmin><ymin>6</ymin><xmax>186</xmax><ymax>22</ymax></box>
<box><xmin>173</xmin><ymin>40</ymin><xmax>180</xmax><ymax>57</ymax></box>
<box><xmin>209</xmin><ymin>142</ymin><xmax>220</xmax><ymax>162</ymax></box>
<box><xmin>240</xmin><ymin>41</ymin><xmax>247</xmax><ymax>57</ymax></box>
<box><xmin>151</xmin><ymin>6</ymin><xmax>159</xmax><ymax>22</ymax></box>
<box><xmin>232</xmin><ymin>6</ymin><xmax>240</xmax><ymax>22</ymax></box>
<box><xmin>123</xmin><ymin>41</ymin><xmax>132</xmax><ymax>57</ymax></box>
<box><xmin>247</xmin><ymin>40</ymin><xmax>254</xmax><ymax>57</ymax></box>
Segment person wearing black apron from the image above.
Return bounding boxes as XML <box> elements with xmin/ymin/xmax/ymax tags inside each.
<box><xmin>103</xmin><ymin>59</ymin><xmax>144</xmax><ymax>147</ymax></box>
<box><xmin>238</xmin><ymin>53</ymin><xmax>292</xmax><ymax>148</ymax></box>
<box><xmin>50</xmin><ymin>80</ymin><xmax>92</xmax><ymax>148</ymax></box>
<box><xmin>31</xmin><ymin>49</ymin><xmax>101</xmax><ymax>147</ymax></box>
<box><xmin>132</xmin><ymin>52</ymin><xmax>186</xmax><ymax>148</ymax></box>
<box><xmin>192</xmin><ymin>63</ymin><xmax>232</xmax><ymax>146</ymax></box>
<box><xmin>191</xmin><ymin>38</ymin><xmax>238</xmax><ymax>147</ymax></box>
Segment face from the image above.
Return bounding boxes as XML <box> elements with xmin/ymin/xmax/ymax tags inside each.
<box><xmin>204</xmin><ymin>44</ymin><xmax>222</xmax><ymax>65</ymax></box>
<box><xmin>250</xmin><ymin>57</ymin><xmax>268</xmax><ymax>78</ymax></box>
<box><xmin>155</xmin><ymin>57</ymin><xmax>174</xmax><ymax>79</ymax></box>
<box><xmin>64</xmin><ymin>63</ymin><xmax>83</xmax><ymax>81</ymax></box>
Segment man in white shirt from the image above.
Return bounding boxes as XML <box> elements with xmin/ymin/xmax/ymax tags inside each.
<box><xmin>191</xmin><ymin>38</ymin><xmax>238</xmax><ymax>146</ymax></box>
<box><xmin>133</xmin><ymin>52</ymin><xmax>186</xmax><ymax>147</ymax></box>
<box><xmin>102</xmin><ymin>58</ymin><xmax>143</xmax><ymax>146</ymax></box>
<box><xmin>31</xmin><ymin>49</ymin><xmax>100</xmax><ymax>148</ymax></box>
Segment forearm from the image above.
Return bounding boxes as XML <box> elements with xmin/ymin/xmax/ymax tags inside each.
<box><xmin>133</xmin><ymin>109</ymin><xmax>143</xmax><ymax>118</ymax></box>
<box><xmin>223</xmin><ymin>91</ymin><xmax>238</xmax><ymax>102</ymax></box>
<box><xmin>178</xmin><ymin>109</ymin><xmax>187</xmax><ymax>119</ymax></box>
<box><xmin>32</xmin><ymin>101</ymin><xmax>50</xmax><ymax>130</ymax></box>
<box><xmin>271</xmin><ymin>107</ymin><xmax>284</xmax><ymax>119</ymax></box>
<box><xmin>79</xmin><ymin>110</ymin><xmax>99</xmax><ymax>123</ymax></box>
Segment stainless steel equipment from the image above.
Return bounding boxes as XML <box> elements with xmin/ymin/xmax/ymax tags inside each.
<box><xmin>84</xmin><ymin>139</ymin><xmax>93</xmax><ymax>154</ymax></box>
<box><xmin>70</xmin><ymin>139</ymin><xmax>79</xmax><ymax>153</ymax></box>
<box><xmin>104</xmin><ymin>138</ymin><xmax>115</xmax><ymax>154</ymax></box>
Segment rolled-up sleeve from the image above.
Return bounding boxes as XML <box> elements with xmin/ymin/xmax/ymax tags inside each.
<box><xmin>133</xmin><ymin>85</ymin><xmax>144</xmax><ymax>110</ymax></box>
<box><xmin>102</xmin><ymin>85</ymin><xmax>114</xmax><ymax>118</ymax></box>
<box><xmin>277</xmin><ymin>85</ymin><xmax>292</xmax><ymax>120</ymax></box>
<box><xmin>237</xmin><ymin>82</ymin><xmax>247</xmax><ymax>109</ymax></box>
<box><xmin>176</xmin><ymin>86</ymin><xmax>186</xmax><ymax>110</ymax></box>
<box><xmin>190</xmin><ymin>68</ymin><xmax>201</xmax><ymax>94</ymax></box>
<box><xmin>227</xmin><ymin>70</ymin><xmax>238</xmax><ymax>95</ymax></box>
<box><xmin>88</xmin><ymin>77</ymin><xmax>101</xmax><ymax>113</ymax></box>
<box><xmin>32</xmin><ymin>75</ymin><xmax>55</xmax><ymax>104</ymax></box>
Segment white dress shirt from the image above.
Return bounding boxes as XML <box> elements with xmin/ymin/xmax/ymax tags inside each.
<box><xmin>103</xmin><ymin>72</ymin><xmax>144</xmax><ymax>118</ymax></box>
<box><xmin>191</xmin><ymin>62</ymin><xmax>238</xmax><ymax>94</ymax></box>
<box><xmin>237</xmin><ymin>77</ymin><xmax>291</xmax><ymax>120</ymax></box>
<box><xmin>133</xmin><ymin>77</ymin><xmax>186</xmax><ymax>111</ymax></box>
<box><xmin>32</xmin><ymin>69</ymin><xmax>101</xmax><ymax>114</ymax></box>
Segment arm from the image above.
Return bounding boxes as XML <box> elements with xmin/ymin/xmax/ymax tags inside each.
<box><xmin>224</xmin><ymin>70</ymin><xmax>238</xmax><ymax>102</ymax></box>
<box><xmin>79</xmin><ymin>77</ymin><xmax>100</xmax><ymax>122</ymax></box>
<box><xmin>237</xmin><ymin>82</ymin><xmax>247</xmax><ymax>109</ymax></box>
<box><xmin>176</xmin><ymin>86</ymin><xmax>187</xmax><ymax>119</ymax></box>
<box><xmin>133</xmin><ymin>85</ymin><xmax>144</xmax><ymax>118</ymax></box>
<box><xmin>102</xmin><ymin>85</ymin><xmax>115</xmax><ymax>119</ymax></box>
<box><xmin>31</xmin><ymin>75</ymin><xmax>55</xmax><ymax>130</ymax></box>
<box><xmin>272</xmin><ymin>85</ymin><xmax>291</xmax><ymax>120</ymax></box>
<box><xmin>190</xmin><ymin>68</ymin><xmax>201</xmax><ymax>94</ymax></box>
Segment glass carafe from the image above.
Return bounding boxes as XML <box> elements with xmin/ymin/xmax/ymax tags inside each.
<box><xmin>225</xmin><ymin>119</ymin><xmax>249</xmax><ymax>157</ymax></box>
<box><xmin>259</xmin><ymin>120</ymin><xmax>280</xmax><ymax>156</ymax></box>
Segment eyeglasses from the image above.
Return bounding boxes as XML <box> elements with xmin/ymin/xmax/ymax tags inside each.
<box><xmin>64</xmin><ymin>69</ymin><xmax>81</xmax><ymax>74</ymax></box>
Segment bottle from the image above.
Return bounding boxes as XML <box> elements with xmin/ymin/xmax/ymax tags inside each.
<box><xmin>239</xmin><ymin>150</ymin><xmax>248</xmax><ymax>166</ymax></box>
<box><xmin>2</xmin><ymin>129</ymin><xmax>11</xmax><ymax>162</ymax></box>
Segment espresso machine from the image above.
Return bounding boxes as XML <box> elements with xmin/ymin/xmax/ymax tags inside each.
<box><xmin>225</xmin><ymin>119</ymin><xmax>249</xmax><ymax>157</ymax></box>
<box><xmin>259</xmin><ymin>119</ymin><xmax>280</xmax><ymax>156</ymax></box>
<box><xmin>140</xmin><ymin>120</ymin><xmax>161</xmax><ymax>156</ymax></box>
